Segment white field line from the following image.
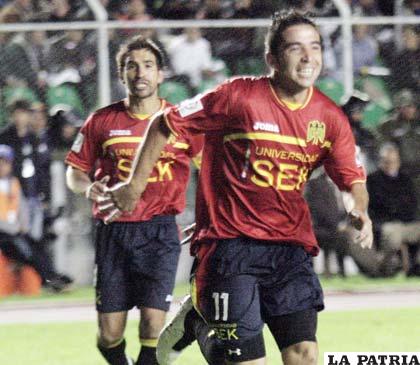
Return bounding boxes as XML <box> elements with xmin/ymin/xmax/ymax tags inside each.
<box><xmin>1</xmin><ymin>291</ymin><xmax>419</xmax><ymax>324</ymax></box>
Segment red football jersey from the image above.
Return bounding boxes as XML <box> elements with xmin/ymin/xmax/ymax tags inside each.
<box><xmin>66</xmin><ymin>100</ymin><xmax>202</xmax><ymax>222</ymax></box>
<box><xmin>164</xmin><ymin>76</ymin><xmax>365</xmax><ymax>255</ymax></box>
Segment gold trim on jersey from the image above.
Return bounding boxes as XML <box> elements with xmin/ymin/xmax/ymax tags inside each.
<box><xmin>126</xmin><ymin>99</ymin><xmax>167</xmax><ymax>120</ymax></box>
<box><xmin>173</xmin><ymin>141</ymin><xmax>189</xmax><ymax>149</ymax></box>
<box><xmin>269</xmin><ymin>81</ymin><xmax>313</xmax><ymax>110</ymax></box>
<box><xmin>102</xmin><ymin>135</ymin><xmax>189</xmax><ymax>151</ymax></box>
<box><xmin>102</xmin><ymin>136</ymin><xmax>142</xmax><ymax>150</ymax></box>
<box><xmin>223</xmin><ymin>132</ymin><xmax>307</xmax><ymax>147</ymax></box>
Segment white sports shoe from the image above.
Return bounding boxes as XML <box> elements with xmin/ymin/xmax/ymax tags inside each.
<box><xmin>157</xmin><ymin>295</ymin><xmax>195</xmax><ymax>365</ymax></box>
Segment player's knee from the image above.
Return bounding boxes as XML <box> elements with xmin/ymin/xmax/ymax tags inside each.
<box><xmin>98</xmin><ymin>327</ymin><xmax>125</xmax><ymax>347</ymax></box>
<box><xmin>282</xmin><ymin>341</ymin><xmax>318</xmax><ymax>365</ymax></box>
<box><xmin>140</xmin><ymin>314</ymin><xmax>166</xmax><ymax>338</ymax></box>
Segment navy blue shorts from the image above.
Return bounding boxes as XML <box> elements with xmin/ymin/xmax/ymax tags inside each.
<box><xmin>94</xmin><ymin>216</ymin><xmax>181</xmax><ymax>313</ymax></box>
<box><xmin>192</xmin><ymin>238</ymin><xmax>324</xmax><ymax>344</ymax></box>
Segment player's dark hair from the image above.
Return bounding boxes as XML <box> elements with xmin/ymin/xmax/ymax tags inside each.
<box><xmin>266</xmin><ymin>10</ymin><xmax>321</xmax><ymax>57</ymax></box>
<box><xmin>116</xmin><ymin>35</ymin><xmax>165</xmax><ymax>80</ymax></box>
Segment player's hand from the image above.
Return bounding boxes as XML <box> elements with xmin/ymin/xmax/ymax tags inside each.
<box><xmin>106</xmin><ymin>181</ymin><xmax>140</xmax><ymax>213</ymax></box>
<box><xmin>103</xmin><ymin>207</ymin><xmax>122</xmax><ymax>225</ymax></box>
<box><xmin>348</xmin><ymin>209</ymin><xmax>373</xmax><ymax>249</ymax></box>
<box><xmin>86</xmin><ymin>175</ymin><xmax>110</xmax><ymax>202</ymax></box>
<box><xmin>86</xmin><ymin>175</ymin><xmax>118</xmax><ymax>215</ymax></box>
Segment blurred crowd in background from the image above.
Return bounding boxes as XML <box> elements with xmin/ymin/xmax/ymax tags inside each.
<box><xmin>0</xmin><ymin>0</ymin><xmax>419</xmax><ymax>297</ymax></box>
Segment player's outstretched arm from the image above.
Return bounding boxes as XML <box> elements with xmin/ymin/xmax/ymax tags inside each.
<box><xmin>107</xmin><ymin>112</ymin><xmax>171</xmax><ymax>213</ymax></box>
<box><xmin>348</xmin><ymin>182</ymin><xmax>373</xmax><ymax>249</ymax></box>
<box><xmin>66</xmin><ymin>166</ymin><xmax>115</xmax><ymax>212</ymax></box>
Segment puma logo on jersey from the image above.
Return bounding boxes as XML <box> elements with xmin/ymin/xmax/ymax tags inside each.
<box><xmin>109</xmin><ymin>130</ymin><xmax>132</xmax><ymax>136</ymax></box>
<box><xmin>253</xmin><ymin>121</ymin><xmax>279</xmax><ymax>133</ymax></box>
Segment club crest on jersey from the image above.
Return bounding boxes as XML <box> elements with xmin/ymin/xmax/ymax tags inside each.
<box><xmin>306</xmin><ymin>120</ymin><xmax>326</xmax><ymax>145</ymax></box>
<box><xmin>253</xmin><ymin>121</ymin><xmax>279</xmax><ymax>133</ymax></box>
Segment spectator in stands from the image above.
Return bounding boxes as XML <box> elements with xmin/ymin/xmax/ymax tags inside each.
<box><xmin>305</xmin><ymin>169</ymin><xmax>349</xmax><ymax>277</ymax></box>
<box><xmin>30</xmin><ymin>102</ymin><xmax>52</xmax><ymax>207</ymax></box>
<box><xmin>352</xmin><ymin>0</ymin><xmax>383</xmax><ymax>16</ymax></box>
<box><xmin>0</xmin><ymin>100</ymin><xmax>45</xmax><ymax>241</ymax></box>
<box><xmin>378</xmin><ymin>89</ymin><xmax>419</xmax><ymax>179</ymax></box>
<box><xmin>402</xmin><ymin>0</ymin><xmax>420</xmax><ymax>16</ymax></box>
<box><xmin>0</xmin><ymin>32</ymin><xmax>47</xmax><ymax>98</ymax></box>
<box><xmin>378</xmin><ymin>89</ymin><xmax>420</xmax><ymax>218</ymax></box>
<box><xmin>48</xmin><ymin>106</ymin><xmax>83</xmax><ymax>161</ymax></box>
<box><xmin>48</xmin><ymin>0</ymin><xmax>73</xmax><ymax>23</ymax></box>
<box><xmin>195</xmin><ymin>0</ymin><xmax>230</xmax><ymax>19</ymax></box>
<box><xmin>117</xmin><ymin>0</ymin><xmax>154</xmax><ymax>38</ymax></box>
<box><xmin>352</xmin><ymin>24</ymin><xmax>379</xmax><ymax>76</ymax></box>
<box><xmin>367</xmin><ymin>143</ymin><xmax>420</xmax><ymax>276</ymax></box>
<box><xmin>0</xmin><ymin>144</ymin><xmax>73</xmax><ymax>292</ymax></box>
<box><xmin>342</xmin><ymin>91</ymin><xmax>378</xmax><ymax>173</ymax></box>
<box><xmin>167</xmin><ymin>27</ymin><xmax>213</xmax><ymax>92</ymax></box>
<box><xmin>389</xmin><ymin>25</ymin><xmax>419</xmax><ymax>94</ymax></box>
<box><xmin>158</xmin><ymin>0</ymin><xmax>198</xmax><ymax>19</ymax></box>
<box><xmin>0</xmin><ymin>0</ymin><xmax>35</xmax><ymax>22</ymax></box>
<box><xmin>47</xmin><ymin>30</ymin><xmax>96</xmax><ymax>109</ymax></box>
<box><xmin>126</xmin><ymin>0</ymin><xmax>153</xmax><ymax>21</ymax></box>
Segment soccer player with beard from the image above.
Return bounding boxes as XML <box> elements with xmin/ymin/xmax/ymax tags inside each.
<box><xmin>108</xmin><ymin>11</ymin><xmax>373</xmax><ymax>365</ymax></box>
<box><xmin>65</xmin><ymin>36</ymin><xmax>201</xmax><ymax>365</ymax></box>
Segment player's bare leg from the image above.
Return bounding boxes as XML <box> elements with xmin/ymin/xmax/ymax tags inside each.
<box><xmin>137</xmin><ymin>307</ymin><xmax>167</xmax><ymax>365</ymax></box>
<box><xmin>281</xmin><ymin>341</ymin><xmax>318</xmax><ymax>365</ymax></box>
<box><xmin>97</xmin><ymin>311</ymin><xmax>133</xmax><ymax>365</ymax></box>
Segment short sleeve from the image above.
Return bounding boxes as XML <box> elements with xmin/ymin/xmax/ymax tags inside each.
<box><xmin>164</xmin><ymin>79</ymin><xmax>239</xmax><ymax>137</ymax></box>
<box><xmin>65</xmin><ymin>114</ymin><xmax>99</xmax><ymax>173</ymax></box>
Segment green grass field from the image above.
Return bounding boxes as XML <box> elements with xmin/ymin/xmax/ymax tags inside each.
<box><xmin>1</xmin><ymin>275</ymin><xmax>419</xmax><ymax>365</ymax></box>
<box><xmin>2</xmin><ymin>273</ymin><xmax>420</xmax><ymax>305</ymax></box>
<box><xmin>1</xmin><ymin>308</ymin><xmax>419</xmax><ymax>365</ymax></box>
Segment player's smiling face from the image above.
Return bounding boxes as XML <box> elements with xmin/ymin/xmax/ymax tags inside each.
<box><xmin>271</xmin><ymin>24</ymin><xmax>322</xmax><ymax>92</ymax></box>
<box><xmin>123</xmin><ymin>49</ymin><xmax>163</xmax><ymax>99</ymax></box>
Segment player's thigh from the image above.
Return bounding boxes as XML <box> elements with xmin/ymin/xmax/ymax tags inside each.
<box><xmin>260</xmin><ymin>245</ymin><xmax>324</xmax><ymax>321</ymax></box>
<box><xmin>129</xmin><ymin>216</ymin><xmax>181</xmax><ymax>311</ymax></box>
<box><xmin>94</xmin><ymin>221</ymin><xmax>133</xmax><ymax>312</ymax></box>
<box><xmin>266</xmin><ymin>308</ymin><xmax>318</xmax><ymax>351</ymax></box>
<box><xmin>193</xmin><ymin>273</ymin><xmax>266</xmax><ymax>362</ymax></box>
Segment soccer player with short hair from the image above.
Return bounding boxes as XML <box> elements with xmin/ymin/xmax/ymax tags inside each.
<box><xmin>65</xmin><ymin>35</ymin><xmax>202</xmax><ymax>365</ymax></box>
<box><xmin>108</xmin><ymin>11</ymin><xmax>373</xmax><ymax>365</ymax></box>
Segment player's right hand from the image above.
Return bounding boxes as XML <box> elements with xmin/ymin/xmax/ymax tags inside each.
<box><xmin>85</xmin><ymin>175</ymin><xmax>110</xmax><ymax>202</ymax></box>
<box><xmin>106</xmin><ymin>181</ymin><xmax>140</xmax><ymax>213</ymax></box>
<box><xmin>348</xmin><ymin>209</ymin><xmax>373</xmax><ymax>249</ymax></box>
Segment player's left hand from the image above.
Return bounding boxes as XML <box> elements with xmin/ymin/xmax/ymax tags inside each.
<box><xmin>106</xmin><ymin>182</ymin><xmax>140</xmax><ymax>213</ymax></box>
<box><xmin>348</xmin><ymin>209</ymin><xmax>373</xmax><ymax>249</ymax></box>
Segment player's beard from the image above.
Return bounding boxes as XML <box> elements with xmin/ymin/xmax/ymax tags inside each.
<box><xmin>132</xmin><ymin>85</ymin><xmax>157</xmax><ymax>100</ymax></box>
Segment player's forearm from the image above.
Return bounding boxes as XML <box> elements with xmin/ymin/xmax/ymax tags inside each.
<box><xmin>66</xmin><ymin>166</ymin><xmax>92</xmax><ymax>195</ymax></box>
<box><xmin>127</xmin><ymin>113</ymin><xmax>171</xmax><ymax>196</ymax></box>
<box><xmin>350</xmin><ymin>182</ymin><xmax>369</xmax><ymax>213</ymax></box>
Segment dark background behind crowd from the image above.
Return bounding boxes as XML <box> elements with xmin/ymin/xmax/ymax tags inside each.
<box><xmin>0</xmin><ymin>0</ymin><xmax>419</xmax><ymax>294</ymax></box>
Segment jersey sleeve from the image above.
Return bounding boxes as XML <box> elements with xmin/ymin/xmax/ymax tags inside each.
<box><xmin>65</xmin><ymin>114</ymin><xmax>100</xmax><ymax>173</ymax></box>
<box><xmin>164</xmin><ymin>79</ymin><xmax>240</xmax><ymax>137</ymax></box>
<box><xmin>324</xmin><ymin>114</ymin><xmax>366</xmax><ymax>191</ymax></box>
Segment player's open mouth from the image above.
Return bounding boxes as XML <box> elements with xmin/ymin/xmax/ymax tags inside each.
<box><xmin>297</xmin><ymin>68</ymin><xmax>314</xmax><ymax>77</ymax></box>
